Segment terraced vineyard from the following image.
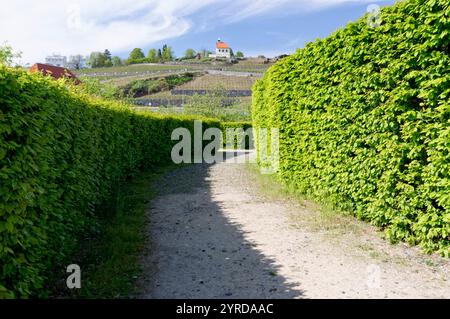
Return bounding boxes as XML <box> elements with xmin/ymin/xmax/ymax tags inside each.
<box><xmin>75</xmin><ymin>60</ymin><xmax>271</xmax><ymax>78</ymax></box>
<box><xmin>73</xmin><ymin>60</ymin><xmax>270</xmax><ymax>124</ymax></box>
<box><xmin>175</xmin><ymin>74</ymin><xmax>257</xmax><ymax>90</ymax></box>
<box><xmin>134</xmin><ymin>74</ymin><xmax>255</xmax><ymax>113</ymax></box>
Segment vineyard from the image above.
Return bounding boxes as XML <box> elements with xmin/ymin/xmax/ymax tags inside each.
<box><xmin>175</xmin><ymin>74</ymin><xmax>257</xmax><ymax>90</ymax></box>
<box><xmin>77</xmin><ymin>63</ymin><xmax>262</xmax><ymax>122</ymax></box>
<box><xmin>75</xmin><ymin>60</ymin><xmax>271</xmax><ymax>78</ymax></box>
<box><xmin>126</xmin><ymin>73</ymin><xmax>255</xmax><ymax>121</ymax></box>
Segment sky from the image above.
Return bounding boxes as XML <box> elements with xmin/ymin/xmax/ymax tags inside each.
<box><xmin>0</xmin><ymin>0</ymin><xmax>396</xmax><ymax>64</ymax></box>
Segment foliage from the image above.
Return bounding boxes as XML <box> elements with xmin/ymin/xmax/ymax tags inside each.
<box><xmin>0</xmin><ymin>65</ymin><xmax>220</xmax><ymax>297</ymax></box>
<box><xmin>128</xmin><ymin>48</ymin><xmax>145</xmax><ymax>61</ymax></box>
<box><xmin>0</xmin><ymin>43</ymin><xmax>21</xmax><ymax>66</ymax></box>
<box><xmin>184</xmin><ymin>48</ymin><xmax>196</xmax><ymax>59</ymax></box>
<box><xmin>111</xmin><ymin>56</ymin><xmax>122</xmax><ymax>67</ymax></box>
<box><xmin>252</xmin><ymin>0</ymin><xmax>450</xmax><ymax>256</ymax></box>
<box><xmin>120</xmin><ymin>73</ymin><xmax>195</xmax><ymax>98</ymax></box>
<box><xmin>65</xmin><ymin>165</ymin><xmax>176</xmax><ymax>298</ymax></box>
<box><xmin>128</xmin><ymin>45</ymin><xmax>173</xmax><ymax>65</ymax></box>
<box><xmin>103</xmin><ymin>49</ymin><xmax>113</xmax><ymax>67</ymax></box>
<box><xmin>162</xmin><ymin>44</ymin><xmax>174</xmax><ymax>61</ymax></box>
<box><xmin>184</xmin><ymin>89</ymin><xmax>252</xmax><ymax>122</ymax></box>
<box><xmin>77</xmin><ymin>77</ymin><xmax>122</xmax><ymax>100</ymax></box>
<box><xmin>88</xmin><ymin>51</ymin><xmax>109</xmax><ymax>68</ymax></box>
<box><xmin>147</xmin><ymin>49</ymin><xmax>157</xmax><ymax>63</ymax></box>
<box><xmin>220</xmin><ymin>122</ymin><xmax>253</xmax><ymax>149</ymax></box>
<box><xmin>235</xmin><ymin>51</ymin><xmax>244</xmax><ymax>58</ymax></box>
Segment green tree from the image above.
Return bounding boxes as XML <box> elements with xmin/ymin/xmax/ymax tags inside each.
<box><xmin>0</xmin><ymin>42</ymin><xmax>21</xmax><ymax>66</ymax></box>
<box><xmin>103</xmin><ymin>49</ymin><xmax>112</xmax><ymax>66</ymax></box>
<box><xmin>88</xmin><ymin>51</ymin><xmax>107</xmax><ymax>68</ymax></box>
<box><xmin>162</xmin><ymin>45</ymin><xmax>174</xmax><ymax>61</ymax></box>
<box><xmin>128</xmin><ymin>48</ymin><xmax>145</xmax><ymax>60</ymax></box>
<box><xmin>157</xmin><ymin>49</ymin><xmax>162</xmax><ymax>61</ymax></box>
<box><xmin>104</xmin><ymin>49</ymin><xmax>112</xmax><ymax>61</ymax></box>
<box><xmin>235</xmin><ymin>51</ymin><xmax>244</xmax><ymax>58</ymax></box>
<box><xmin>111</xmin><ymin>56</ymin><xmax>122</xmax><ymax>66</ymax></box>
<box><xmin>147</xmin><ymin>48</ymin><xmax>157</xmax><ymax>62</ymax></box>
<box><xmin>184</xmin><ymin>48</ymin><xmax>196</xmax><ymax>59</ymax></box>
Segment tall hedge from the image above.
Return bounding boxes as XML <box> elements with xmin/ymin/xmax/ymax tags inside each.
<box><xmin>0</xmin><ymin>66</ymin><xmax>220</xmax><ymax>297</ymax></box>
<box><xmin>252</xmin><ymin>0</ymin><xmax>449</xmax><ymax>256</ymax></box>
<box><xmin>221</xmin><ymin>122</ymin><xmax>253</xmax><ymax>149</ymax></box>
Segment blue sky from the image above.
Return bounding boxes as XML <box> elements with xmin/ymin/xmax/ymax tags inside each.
<box><xmin>0</xmin><ymin>0</ymin><xmax>396</xmax><ymax>64</ymax></box>
<box><xmin>164</xmin><ymin>0</ymin><xmax>395</xmax><ymax>58</ymax></box>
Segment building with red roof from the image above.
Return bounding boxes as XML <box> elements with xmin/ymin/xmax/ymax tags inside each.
<box><xmin>210</xmin><ymin>39</ymin><xmax>232</xmax><ymax>59</ymax></box>
<box><xmin>29</xmin><ymin>63</ymin><xmax>81</xmax><ymax>84</ymax></box>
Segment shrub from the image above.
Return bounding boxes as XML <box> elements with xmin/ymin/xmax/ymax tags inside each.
<box><xmin>0</xmin><ymin>65</ymin><xmax>220</xmax><ymax>297</ymax></box>
<box><xmin>165</xmin><ymin>73</ymin><xmax>195</xmax><ymax>87</ymax></box>
<box><xmin>184</xmin><ymin>90</ymin><xmax>252</xmax><ymax>122</ymax></box>
<box><xmin>252</xmin><ymin>0</ymin><xmax>450</xmax><ymax>256</ymax></box>
<box><xmin>121</xmin><ymin>73</ymin><xmax>195</xmax><ymax>98</ymax></box>
<box><xmin>221</xmin><ymin>122</ymin><xmax>253</xmax><ymax>149</ymax></box>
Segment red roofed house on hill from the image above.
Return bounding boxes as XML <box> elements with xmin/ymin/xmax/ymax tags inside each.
<box><xmin>210</xmin><ymin>38</ymin><xmax>232</xmax><ymax>59</ymax></box>
<box><xmin>29</xmin><ymin>63</ymin><xmax>81</xmax><ymax>84</ymax></box>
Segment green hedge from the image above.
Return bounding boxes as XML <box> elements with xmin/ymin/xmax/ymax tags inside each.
<box><xmin>252</xmin><ymin>0</ymin><xmax>449</xmax><ymax>256</ymax></box>
<box><xmin>221</xmin><ymin>122</ymin><xmax>253</xmax><ymax>149</ymax></box>
<box><xmin>0</xmin><ymin>66</ymin><xmax>220</xmax><ymax>297</ymax></box>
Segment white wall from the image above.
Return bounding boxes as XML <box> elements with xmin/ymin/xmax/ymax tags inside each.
<box><xmin>215</xmin><ymin>48</ymin><xmax>231</xmax><ymax>58</ymax></box>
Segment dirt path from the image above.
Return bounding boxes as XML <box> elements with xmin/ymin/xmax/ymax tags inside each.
<box><xmin>138</xmin><ymin>151</ymin><xmax>449</xmax><ymax>299</ymax></box>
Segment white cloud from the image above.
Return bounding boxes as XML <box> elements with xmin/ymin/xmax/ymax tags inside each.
<box><xmin>0</xmin><ymin>0</ymin><xmax>383</xmax><ymax>64</ymax></box>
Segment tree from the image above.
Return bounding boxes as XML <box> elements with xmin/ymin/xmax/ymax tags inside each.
<box><xmin>147</xmin><ymin>48</ymin><xmax>157</xmax><ymax>62</ymax></box>
<box><xmin>111</xmin><ymin>56</ymin><xmax>122</xmax><ymax>66</ymax></box>
<box><xmin>128</xmin><ymin>48</ymin><xmax>145</xmax><ymax>61</ymax></box>
<box><xmin>103</xmin><ymin>49</ymin><xmax>112</xmax><ymax>66</ymax></box>
<box><xmin>184</xmin><ymin>48</ymin><xmax>196</xmax><ymax>59</ymax></box>
<box><xmin>235</xmin><ymin>51</ymin><xmax>244</xmax><ymax>58</ymax></box>
<box><xmin>104</xmin><ymin>49</ymin><xmax>112</xmax><ymax>61</ymax></box>
<box><xmin>88</xmin><ymin>51</ymin><xmax>107</xmax><ymax>68</ymax></box>
<box><xmin>162</xmin><ymin>44</ymin><xmax>174</xmax><ymax>61</ymax></box>
<box><xmin>0</xmin><ymin>42</ymin><xmax>21</xmax><ymax>66</ymax></box>
<box><xmin>157</xmin><ymin>49</ymin><xmax>162</xmax><ymax>61</ymax></box>
<box><xmin>68</xmin><ymin>55</ymin><xmax>83</xmax><ymax>69</ymax></box>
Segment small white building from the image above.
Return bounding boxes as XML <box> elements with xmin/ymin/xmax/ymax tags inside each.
<box><xmin>45</xmin><ymin>54</ymin><xmax>67</xmax><ymax>67</ymax></box>
<box><xmin>210</xmin><ymin>39</ymin><xmax>232</xmax><ymax>59</ymax></box>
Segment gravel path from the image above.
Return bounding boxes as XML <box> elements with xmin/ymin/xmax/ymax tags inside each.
<box><xmin>138</xmin><ymin>151</ymin><xmax>449</xmax><ymax>299</ymax></box>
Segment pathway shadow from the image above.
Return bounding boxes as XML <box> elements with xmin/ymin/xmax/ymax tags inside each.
<box><xmin>139</xmin><ymin>151</ymin><xmax>304</xmax><ymax>299</ymax></box>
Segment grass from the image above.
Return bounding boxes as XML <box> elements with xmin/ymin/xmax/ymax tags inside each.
<box><xmin>59</xmin><ymin>164</ymin><xmax>178</xmax><ymax>298</ymax></box>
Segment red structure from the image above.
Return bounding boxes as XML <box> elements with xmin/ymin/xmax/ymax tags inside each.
<box><xmin>29</xmin><ymin>63</ymin><xmax>81</xmax><ymax>84</ymax></box>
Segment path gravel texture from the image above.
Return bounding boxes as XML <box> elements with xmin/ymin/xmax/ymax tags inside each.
<box><xmin>138</xmin><ymin>151</ymin><xmax>449</xmax><ymax>299</ymax></box>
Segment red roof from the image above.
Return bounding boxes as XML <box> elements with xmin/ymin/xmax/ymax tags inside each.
<box><xmin>29</xmin><ymin>63</ymin><xmax>81</xmax><ymax>84</ymax></box>
<box><xmin>216</xmin><ymin>41</ymin><xmax>230</xmax><ymax>49</ymax></box>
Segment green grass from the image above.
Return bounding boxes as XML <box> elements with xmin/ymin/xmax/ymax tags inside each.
<box><xmin>59</xmin><ymin>164</ymin><xmax>178</xmax><ymax>298</ymax></box>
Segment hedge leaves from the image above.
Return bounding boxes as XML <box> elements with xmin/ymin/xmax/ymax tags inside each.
<box><xmin>252</xmin><ymin>0</ymin><xmax>449</xmax><ymax>256</ymax></box>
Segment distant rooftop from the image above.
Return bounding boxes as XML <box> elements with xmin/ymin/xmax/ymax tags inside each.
<box><xmin>216</xmin><ymin>40</ymin><xmax>230</xmax><ymax>49</ymax></box>
<box><xmin>29</xmin><ymin>63</ymin><xmax>81</xmax><ymax>84</ymax></box>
